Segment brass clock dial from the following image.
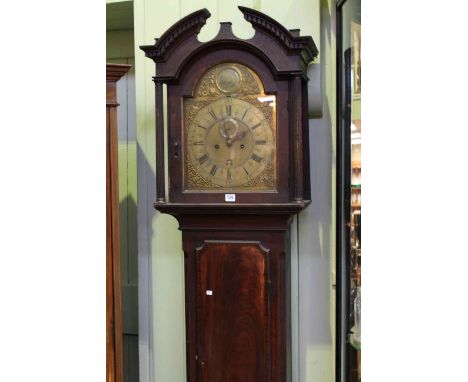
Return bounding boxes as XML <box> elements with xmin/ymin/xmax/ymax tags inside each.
<box><xmin>187</xmin><ymin>97</ymin><xmax>274</xmax><ymax>187</ymax></box>
<box><xmin>184</xmin><ymin>63</ymin><xmax>277</xmax><ymax>191</ymax></box>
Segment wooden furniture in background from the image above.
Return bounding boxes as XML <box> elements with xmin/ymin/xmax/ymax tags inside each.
<box><xmin>107</xmin><ymin>63</ymin><xmax>131</xmax><ymax>382</ymax></box>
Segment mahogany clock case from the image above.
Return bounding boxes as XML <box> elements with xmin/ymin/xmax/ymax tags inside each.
<box><xmin>140</xmin><ymin>6</ymin><xmax>318</xmax><ymax>382</ymax></box>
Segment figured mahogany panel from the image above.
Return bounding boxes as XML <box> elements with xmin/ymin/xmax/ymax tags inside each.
<box><xmin>196</xmin><ymin>241</ymin><xmax>269</xmax><ymax>382</ymax></box>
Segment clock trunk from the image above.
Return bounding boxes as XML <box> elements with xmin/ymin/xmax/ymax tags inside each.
<box><xmin>178</xmin><ymin>212</ymin><xmax>293</xmax><ymax>382</ymax></box>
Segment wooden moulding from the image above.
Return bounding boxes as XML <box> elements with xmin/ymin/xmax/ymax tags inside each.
<box><xmin>107</xmin><ymin>63</ymin><xmax>132</xmax><ymax>82</ymax></box>
<box><xmin>154</xmin><ymin>80</ymin><xmax>166</xmax><ymax>202</ymax></box>
<box><xmin>140</xmin><ymin>6</ymin><xmax>318</xmax><ymax>80</ymax></box>
<box><xmin>153</xmin><ymin>202</ymin><xmax>309</xmax><ymax>215</ymax></box>
<box><xmin>291</xmin><ymin>76</ymin><xmax>304</xmax><ymax>202</ymax></box>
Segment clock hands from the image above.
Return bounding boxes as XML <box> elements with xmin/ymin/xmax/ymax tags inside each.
<box><xmin>220</xmin><ymin>118</ymin><xmax>239</xmax><ymax>141</ymax></box>
<box><xmin>219</xmin><ymin>118</ymin><xmax>249</xmax><ymax>147</ymax></box>
<box><xmin>226</xmin><ymin>131</ymin><xmax>247</xmax><ymax>147</ymax></box>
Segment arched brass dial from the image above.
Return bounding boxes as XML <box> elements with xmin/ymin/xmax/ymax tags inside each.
<box><xmin>184</xmin><ymin>62</ymin><xmax>276</xmax><ymax>191</ymax></box>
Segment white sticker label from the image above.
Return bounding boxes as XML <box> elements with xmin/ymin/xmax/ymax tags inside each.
<box><xmin>225</xmin><ymin>194</ymin><xmax>236</xmax><ymax>202</ymax></box>
<box><xmin>206</xmin><ymin>290</ymin><xmax>213</xmax><ymax>296</ymax></box>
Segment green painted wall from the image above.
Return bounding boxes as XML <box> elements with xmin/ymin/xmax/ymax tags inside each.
<box><xmin>107</xmin><ymin>30</ymin><xmax>134</xmax><ymax>60</ymax></box>
<box><xmin>132</xmin><ymin>1</ymin><xmax>336</xmax><ymax>381</ymax></box>
<box><xmin>107</xmin><ymin>4</ymin><xmax>140</xmax><ymax>378</ymax></box>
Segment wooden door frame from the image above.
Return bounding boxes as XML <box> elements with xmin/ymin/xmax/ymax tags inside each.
<box><xmin>336</xmin><ymin>0</ymin><xmax>360</xmax><ymax>380</ymax></box>
<box><xmin>336</xmin><ymin>1</ymin><xmax>350</xmax><ymax>381</ymax></box>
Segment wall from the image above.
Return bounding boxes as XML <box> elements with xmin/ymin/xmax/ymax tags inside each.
<box><xmin>107</xmin><ymin>3</ymin><xmax>139</xmax><ymax>379</ymax></box>
<box><xmin>133</xmin><ymin>1</ymin><xmax>336</xmax><ymax>381</ymax></box>
<box><xmin>297</xmin><ymin>1</ymin><xmax>336</xmax><ymax>381</ymax></box>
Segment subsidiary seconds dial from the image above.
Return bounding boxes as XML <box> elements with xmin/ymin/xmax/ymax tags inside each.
<box><xmin>186</xmin><ymin>97</ymin><xmax>274</xmax><ymax>188</ymax></box>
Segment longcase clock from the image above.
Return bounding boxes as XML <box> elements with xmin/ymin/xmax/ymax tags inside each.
<box><xmin>141</xmin><ymin>7</ymin><xmax>318</xmax><ymax>382</ymax></box>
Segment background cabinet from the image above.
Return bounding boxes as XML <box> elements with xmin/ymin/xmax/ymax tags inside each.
<box><xmin>107</xmin><ymin>63</ymin><xmax>131</xmax><ymax>382</ymax></box>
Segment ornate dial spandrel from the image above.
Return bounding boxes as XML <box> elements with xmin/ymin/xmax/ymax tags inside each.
<box><xmin>183</xmin><ymin>63</ymin><xmax>277</xmax><ymax>192</ymax></box>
